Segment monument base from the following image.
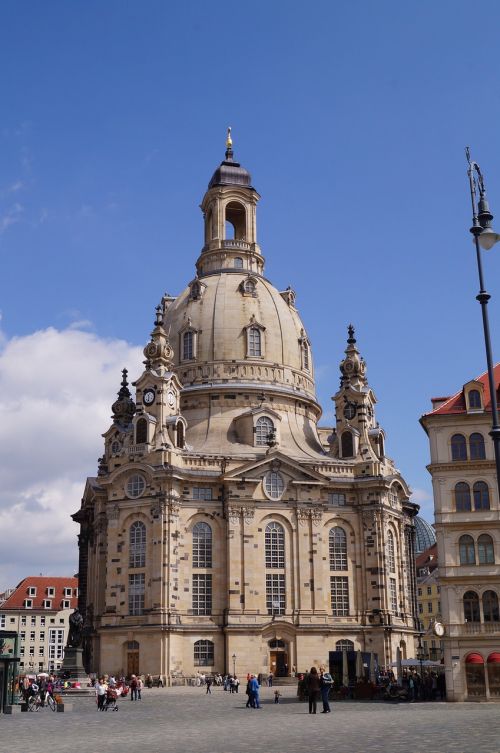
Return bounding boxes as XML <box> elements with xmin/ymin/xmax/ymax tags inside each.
<box><xmin>60</xmin><ymin>647</ymin><xmax>88</xmax><ymax>684</ymax></box>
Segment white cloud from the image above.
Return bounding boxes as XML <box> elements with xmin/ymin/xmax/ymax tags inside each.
<box><xmin>410</xmin><ymin>487</ymin><xmax>432</xmax><ymax>504</ymax></box>
<box><xmin>0</xmin><ymin>326</ymin><xmax>142</xmax><ymax>590</ymax></box>
<box><xmin>0</xmin><ymin>202</ymin><xmax>24</xmax><ymax>235</ymax></box>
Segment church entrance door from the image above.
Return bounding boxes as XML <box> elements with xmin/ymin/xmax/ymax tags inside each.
<box><xmin>127</xmin><ymin>651</ymin><xmax>139</xmax><ymax>676</ymax></box>
<box><xmin>269</xmin><ymin>650</ymin><xmax>288</xmax><ymax>676</ymax></box>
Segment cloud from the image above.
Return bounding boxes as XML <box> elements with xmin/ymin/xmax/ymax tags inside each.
<box><xmin>0</xmin><ymin>202</ymin><xmax>24</xmax><ymax>235</ymax></box>
<box><xmin>0</xmin><ymin>325</ymin><xmax>142</xmax><ymax>590</ymax></box>
<box><xmin>410</xmin><ymin>487</ymin><xmax>432</xmax><ymax>504</ymax></box>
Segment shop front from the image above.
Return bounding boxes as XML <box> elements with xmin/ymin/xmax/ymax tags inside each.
<box><xmin>0</xmin><ymin>631</ymin><xmax>20</xmax><ymax>713</ymax></box>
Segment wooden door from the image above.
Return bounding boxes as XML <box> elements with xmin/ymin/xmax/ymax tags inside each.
<box><xmin>127</xmin><ymin>651</ymin><xmax>139</xmax><ymax>676</ymax></box>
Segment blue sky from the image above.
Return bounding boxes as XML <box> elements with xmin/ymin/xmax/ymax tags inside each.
<box><xmin>2</xmin><ymin>0</ymin><xmax>500</xmax><ymax>586</ymax></box>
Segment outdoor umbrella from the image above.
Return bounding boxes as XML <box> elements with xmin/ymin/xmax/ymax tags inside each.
<box><xmin>369</xmin><ymin>652</ymin><xmax>376</xmax><ymax>683</ymax></box>
<box><xmin>396</xmin><ymin>646</ymin><xmax>403</xmax><ymax>684</ymax></box>
<box><xmin>342</xmin><ymin>649</ymin><xmax>349</xmax><ymax>686</ymax></box>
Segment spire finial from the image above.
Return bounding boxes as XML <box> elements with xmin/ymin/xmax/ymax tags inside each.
<box><xmin>347</xmin><ymin>324</ymin><xmax>356</xmax><ymax>344</ymax></box>
<box><xmin>121</xmin><ymin>368</ymin><xmax>128</xmax><ymax>388</ymax></box>
<box><xmin>225</xmin><ymin>126</ymin><xmax>233</xmax><ymax>160</ymax></box>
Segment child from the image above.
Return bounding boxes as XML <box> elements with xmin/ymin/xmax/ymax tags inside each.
<box><xmin>274</xmin><ymin>689</ymin><xmax>281</xmax><ymax>704</ymax></box>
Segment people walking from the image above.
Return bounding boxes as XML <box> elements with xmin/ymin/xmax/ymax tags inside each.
<box><xmin>319</xmin><ymin>667</ymin><xmax>332</xmax><ymax>713</ymax></box>
<box><xmin>307</xmin><ymin>667</ymin><xmax>320</xmax><ymax>714</ymax></box>
<box><xmin>274</xmin><ymin>689</ymin><xmax>281</xmax><ymax>704</ymax></box>
<box><xmin>137</xmin><ymin>676</ymin><xmax>143</xmax><ymax>700</ymax></box>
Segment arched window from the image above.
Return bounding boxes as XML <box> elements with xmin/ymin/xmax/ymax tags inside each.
<box><xmin>265</xmin><ymin>522</ymin><xmax>285</xmax><ymax>568</ymax></box>
<box><xmin>463</xmin><ymin>591</ymin><xmax>480</xmax><ymax>623</ymax></box>
<box><xmin>455</xmin><ymin>482</ymin><xmax>471</xmax><ymax>512</ymax></box>
<box><xmin>194</xmin><ymin>639</ymin><xmax>214</xmax><ymax>666</ymax></box>
<box><xmin>335</xmin><ymin>639</ymin><xmax>354</xmax><ymax>651</ymax></box>
<box><xmin>478</xmin><ymin>534</ymin><xmax>494</xmax><ymax>564</ymax></box>
<box><xmin>329</xmin><ymin>527</ymin><xmax>347</xmax><ymax>570</ymax></box>
<box><xmin>234</xmin><ymin>257</ymin><xmax>243</xmax><ymax>269</ymax></box>
<box><xmin>192</xmin><ymin>522</ymin><xmax>212</xmax><ymax>568</ymax></box>
<box><xmin>248</xmin><ymin>326</ymin><xmax>261</xmax><ymax>357</ymax></box>
<box><xmin>256</xmin><ymin>416</ymin><xmax>274</xmax><ymax>446</ymax></box>
<box><xmin>469</xmin><ymin>389</ymin><xmax>482</xmax><ymax>409</ymax></box>
<box><xmin>473</xmin><ymin>481</ymin><xmax>490</xmax><ymax>511</ymax></box>
<box><xmin>470</xmin><ymin>433</ymin><xmax>486</xmax><ymax>460</ymax></box>
<box><xmin>303</xmin><ymin>343</ymin><xmax>310</xmax><ymax>371</ymax></box>
<box><xmin>129</xmin><ymin>521</ymin><xmax>146</xmax><ymax>568</ymax></box>
<box><xmin>459</xmin><ymin>534</ymin><xmax>476</xmax><ymax>565</ymax></box>
<box><xmin>136</xmin><ymin>418</ymin><xmax>148</xmax><ymax>445</ymax></box>
<box><xmin>341</xmin><ymin>431</ymin><xmax>354</xmax><ymax>458</ymax></box>
<box><xmin>183</xmin><ymin>331</ymin><xmax>194</xmax><ymax>360</ymax></box>
<box><xmin>451</xmin><ymin>434</ymin><xmax>467</xmax><ymax>461</ymax></box>
<box><xmin>483</xmin><ymin>591</ymin><xmax>499</xmax><ymax>622</ymax></box>
<box><xmin>387</xmin><ymin>531</ymin><xmax>396</xmax><ymax>573</ymax></box>
<box><xmin>176</xmin><ymin>422</ymin><xmax>185</xmax><ymax>448</ymax></box>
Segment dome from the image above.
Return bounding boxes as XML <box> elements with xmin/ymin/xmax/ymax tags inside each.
<box><xmin>208</xmin><ymin>156</ymin><xmax>252</xmax><ymax>189</ymax></box>
<box><xmin>164</xmin><ymin>272</ymin><xmax>315</xmax><ymax>400</ymax></box>
<box><xmin>414</xmin><ymin>515</ymin><xmax>436</xmax><ymax>554</ymax></box>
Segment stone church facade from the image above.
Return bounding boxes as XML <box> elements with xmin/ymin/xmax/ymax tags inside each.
<box><xmin>74</xmin><ymin>134</ymin><xmax>419</xmax><ymax>680</ymax></box>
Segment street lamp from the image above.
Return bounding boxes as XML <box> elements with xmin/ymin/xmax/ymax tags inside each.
<box><xmin>416</xmin><ymin>629</ymin><xmax>425</xmax><ymax>686</ymax></box>
<box><xmin>232</xmin><ymin>653</ymin><xmax>236</xmax><ymax>676</ymax></box>
<box><xmin>466</xmin><ymin>149</ymin><xmax>500</xmax><ymax>498</ymax></box>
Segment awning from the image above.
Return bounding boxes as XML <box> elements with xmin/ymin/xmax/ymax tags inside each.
<box><xmin>487</xmin><ymin>652</ymin><xmax>500</xmax><ymax>664</ymax></box>
<box><xmin>465</xmin><ymin>653</ymin><xmax>484</xmax><ymax>664</ymax></box>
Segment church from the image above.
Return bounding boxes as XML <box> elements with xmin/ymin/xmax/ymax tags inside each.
<box><xmin>73</xmin><ymin>132</ymin><xmax>419</xmax><ymax>681</ymax></box>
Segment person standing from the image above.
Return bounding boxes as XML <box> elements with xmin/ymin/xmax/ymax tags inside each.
<box><xmin>206</xmin><ymin>677</ymin><xmax>212</xmax><ymax>694</ymax></box>
<box><xmin>274</xmin><ymin>689</ymin><xmax>281</xmax><ymax>704</ymax></box>
<box><xmin>249</xmin><ymin>674</ymin><xmax>262</xmax><ymax>709</ymax></box>
<box><xmin>96</xmin><ymin>677</ymin><xmax>107</xmax><ymax>711</ymax></box>
<box><xmin>130</xmin><ymin>674</ymin><xmax>138</xmax><ymax>701</ymax></box>
<box><xmin>319</xmin><ymin>667</ymin><xmax>332</xmax><ymax>713</ymax></box>
<box><xmin>137</xmin><ymin>676</ymin><xmax>143</xmax><ymax>700</ymax></box>
<box><xmin>307</xmin><ymin>667</ymin><xmax>320</xmax><ymax>714</ymax></box>
<box><xmin>268</xmin><ymin>672</ymin><xmax>273</xmax><ymax>687</ymax></box>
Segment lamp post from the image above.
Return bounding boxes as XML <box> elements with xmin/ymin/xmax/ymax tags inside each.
<box><xmin>232</xmin><ymin>653</ymin><xmax>236</xmax><ymax>676</ymax></box>
<box><xmin>466</xmin><ymin>149</ymin><xmax>500</xmax><ymax>498</ymax></box>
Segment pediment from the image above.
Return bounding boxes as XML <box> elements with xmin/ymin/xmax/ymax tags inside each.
<box><xmin>225</xmin><ymin>451</ymin><xmax>325</xmax><ymax>483</ymax></box>
<box><xmin>234</xmin><ymin>406</ymin><xmax>282</xmax><ymax>422</ymax></box>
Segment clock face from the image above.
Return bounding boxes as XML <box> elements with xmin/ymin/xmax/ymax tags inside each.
<box><xmin>433</xmin><ymin>622</ymin><xmax>445</xmax><ymax>637</ymax></box>
<box><xmin>167</xmin><ymin>390</ymin><xmax>175</xmax><ymax>407</ymax></box>
<box><xmin>143</xmin><ymin>389</ymin><xmax>155</xmax><ymax>406</ymax></box>
<box><xmin>344</xmin><ymin>402</ymin><xmax>357</xmax><ymax>420</ymax></box>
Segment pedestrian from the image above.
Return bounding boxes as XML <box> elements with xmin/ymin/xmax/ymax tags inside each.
<box><xmin>268</xmin><ymin>672</ymin><xmax>273</xmax><ymax>687</ymax></box>
<box><xmin>319</xmin><ymin>667</ymin><xmax>332</xmax><ymax>713</ymax></box>
<box><xmin>234</xmin><ymin>675</ymin><xmax>240</xmax><ymax>693</ymax></box>
<box><xmin>130</xmin><ymin>674</ymin><xmax>138</xmax><ymax>701</ymax></box>
<box><xmin>245</xmin><ymin>678</ymin><xmax>253</xmax><ymax>708</ymax></box>
<box><xmin>206</xmin><ymin>677</ymin><xmax>212</xmax><ymax>694</ymax></box>
<box><xmin>95</xmin><ymin>676</ymin><xmax>107</xmax><ymax>711</ymax></box>
<box><xmin>248</xmin><ymin>674</ymin><xmax>262</xmax><ymax>709</ymax></box>
<box><xmin>137</xmin><ymin>676</ymin><xmax>143</xmax><ymax>700</ymax></box>
<box><xmin>307</xmin><ymin>667</ymin><xmax>320</xmax><ymax>714</ymax></box>
<box><xmin>274</xmin><ymin>689</ymin><xmax>281</xmax><ymax>704</ymax></box>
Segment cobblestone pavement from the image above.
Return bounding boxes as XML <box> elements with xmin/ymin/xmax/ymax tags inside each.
<box><xmin>2</xmin><ymin>685</ymin><xmax>500</xmax><ymax>753</ymax></box>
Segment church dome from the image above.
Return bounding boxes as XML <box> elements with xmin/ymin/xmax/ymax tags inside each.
<box><xmin>164</xmin><ymin>272</ymin><xmax>316</xmax><ymax>401</ymax></box>
<box><xmin>208</xmin><ymin>127</ymin><xmax>252</xmax><ymax>189</ymax></box>
<box><xmin>414</xmin><ymin>515</ymin><xmax>436</xmax><ymax>554</ymax></box>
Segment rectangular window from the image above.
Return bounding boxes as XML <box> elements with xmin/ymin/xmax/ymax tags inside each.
<box><xmin>248</xmin><ymin>327</ymin><xmax>261</xmax><ymax>357</ymax></box>
<box><xmin>29</xmin><ymin>646</ymin><xmax>34</xmax><ymax>657</ymax></box>
<box><xmin>47</xmin><ymin>587</ymin><xmax>55</xmax><ymax>597</ymax></box>
<box><xmin>193</xmin><ymin>487</ymin><xmax>212</xmax><ymax>501</ymax></box>
<box><xmin>40</xmin><ymin>616</ymin><xmax>45</xmax><ymax>627</ymax></box>
<box><xmin>427</xmin><ymin>601</ymin><xmax>433</xmax><ymax>613</ymax></box>
<box><xmin>30</xmin><ymin>631</ymin><xmax>36</xmax><ymax>642</ymax></box>
<box><xmin>266</xmin><ymin>574</ymin><xmax>286</xmax><ymax>615</ymax></box>
<box><xmin>128</xmin><ymin>574</ymin><xmax>145</xmax><ymax>616</ymax></box>
<box><xmin>31</xmin><ymin>616</ymin><xmax>36</xmax><ymax>626</ymax></box>
<box><xmin>24</xmin><ymin>599</ymin><xmax>33</xmax><ymax>609</ymax></box>
<box><xmin>427</xmin><ymin>586</ymin><xmax>432</xmax><ymax>595</ymax></box>
<box><xmin>19</xmin><ymin>646</ymin><xmax>25</xmax><ymax>657</ymax></box>
<box><xmin>39</xmin><ymin>631</ymin><xmax>45</xmax><ymax>641</ymax></box>
<box><xmin>43</xmin><ymin>600</ymin><xmax>52</xmax><ymax>609</ymax></box>
<box><xmin>418</xmin><ymin>603</ymin><xmax>423</xmax><ymax>614</ymax></box>
<box><xmin>28</xmin><ymin>587</ymin><xmax>37</xmax><ymax>597</ymax></box>
<box><xmin>330</xmin><ymin>576</ymin><xmax>349</xmax><ymax>616</ymax></box>
<box><xmin>64</xmin><ymin>588</ymin><xmax>72</xmax><ymax>598</ymax></box>
<box><xmin>20</xmin><ymin>631</ymin><xmax>26</xmax><ymax>641</ymax></box>
<box><xmin>49</xmin><ymin>628</ymin><xmax>65</xmax><ymax>660</ymax></box>
<box><xmin>328</xmin><ymin>492</ymin><xmax>346</xmax><ymax>506</ymax></box>
<box><xmin>183</xmin><ymin>331</ymin><xmax>194</xmax><ymax>360</ymax></box>
<box><xmin>417</xmin><ymin>588</ymin><xmax>422</xmax><ymax>597</ymax></box>
<box><xmin>194</xmin><ymin>641</ymin><xmax>214</xmax><ymax>667</ymax></box>
<box><xmin>437</xmin><ymin>586</ymin><xmax>441</xmax><ymax>594</ymax></box>
<box><xmin>0</xmin><ymin>615</ymin><xmax>4</xmax><ymax>628</ymax></box>
<box><xmin>21</xmin><ymin>616</ymin><xmax>26</xmax><ymax>627</ymax></box>
<box><xmin>62</xmin><ymin>600</ymin><xmax>71</xmax><ymax>609</ymax></box>
<box><xmin>38</xmin><ymin>646</ymin><xmax>44</xmax><ymax>657</ymax></box>
<box><xmin>438</xmin><ymin>601</ymin><xmax>441</xmax><ymax>612</ymax></box>
<box><xmin>389</xmin><ymin>578</ymin><xmax>398</xmax><ymax>612</ymax></box>
<box><xmin>192</xmin><ymin>574</ymin><xmax>212</xmax><ymax>615</ymax></box>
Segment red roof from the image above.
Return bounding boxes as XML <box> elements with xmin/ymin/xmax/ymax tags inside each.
<box><xmin>415</xmin><ymin>543</ymin><xmax>438</xmax><ymax>570</ymax></box>
<box><xmin>425</xmin><ymin>365</ymin><xmax>500</xmax><ymax>416</ymax></box>
<box><xmin>1</xmin><ymin>576</ymin><xmax>78</xmax><ymax>612</ymax></box>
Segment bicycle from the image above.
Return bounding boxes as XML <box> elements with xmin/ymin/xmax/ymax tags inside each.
<box><xmin>28</xmin><ymin>692</ymin><xmax>56</xmax><ymax>712</ymax></box>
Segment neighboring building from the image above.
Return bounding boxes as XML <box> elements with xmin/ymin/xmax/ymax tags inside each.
<box><xmin>415</xmin><ymin>515</ymin><xmax>437</xmax><ymax>555</ymax></box>
<box><xmin>74</xmin><ymin>135</ymin><xmax>419</xmax><ymax>681</ymax></box>
<box><xmin>0</xmin><ymin>588</ymin><xmax>15</xmax><ymax>606</ymax></box>
<box><xmin>0</xmin><ymin>577</ymin><xmax>78</xmax><ymax>674</ymax></box>
<box><xmin>421</xmin><ymin>368</ymin><xmax>500</xmax><ymax>700</ymax></box>
<box><xmin>416</xmin><ymin>543</ymin><xmax>443</xmax><ymax>661</ymax></box>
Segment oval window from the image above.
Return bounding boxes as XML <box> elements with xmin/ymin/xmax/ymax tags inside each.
<box><xmin>126</xmin><ymin>474</ymin><xmax>146</xmax><ymax>499</ymax></box>
<box><xmin>264</xmin><ymin>471</ymin><xmax>285</xmax><ymax>500</ymax></box>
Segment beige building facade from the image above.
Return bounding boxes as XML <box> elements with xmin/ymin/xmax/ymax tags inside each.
<box><xmin>421</xmin><ymin>368</ymin><xmax>500</xmax><ymax>700</ymax></box>
<box><xmin>75</xmin><ymin>136</ymin><xmax>419</xmax><ymax>681</ymax></box>
<box><xmin>0</xmin><ymin>576</ymin><xmax>78</xmax><ymax>674</ymax></box>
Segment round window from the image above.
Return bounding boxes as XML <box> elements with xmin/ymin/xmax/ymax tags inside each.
<box><xmin>264</xmin><ymin>471</ymin><xmax>285</xmax><ymax>500</ymax></box>
<box><xmin>126</xmin><ymin>474</ymin><xmax>146</xmax><ymax>499</ymax></box>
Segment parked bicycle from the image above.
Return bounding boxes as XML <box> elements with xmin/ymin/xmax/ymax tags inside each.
<box><xmin>28</xmin><ymin>692</ymin><xmax>56</xmax><ymax>712</ymax></box>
